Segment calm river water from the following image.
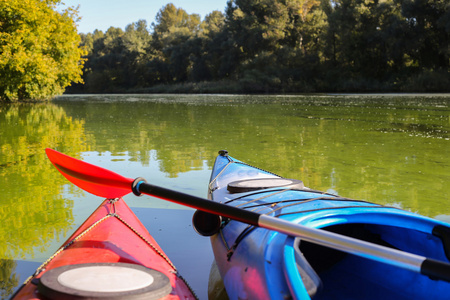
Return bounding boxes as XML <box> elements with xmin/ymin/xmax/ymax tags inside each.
<box><xmin>0</xmin><ymin>94</ymin><xmax>449</xmax><ymax>299</ymax></box>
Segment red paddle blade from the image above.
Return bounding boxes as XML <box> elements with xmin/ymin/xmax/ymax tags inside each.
<box><xmin>46</xmin><ymin>148</ymin><xmax>134</xmax><ymax>198</ymax></box>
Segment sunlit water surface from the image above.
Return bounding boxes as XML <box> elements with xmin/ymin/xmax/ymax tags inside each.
<box><xmin>0</xmin><ymin>94</ymin><xmax>449</xmax><ymax>299</ymax></box>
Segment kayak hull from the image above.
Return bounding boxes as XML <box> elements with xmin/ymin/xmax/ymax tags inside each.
<box><xmin>207</xmin><ymin>152</ymin><xmax>450</xmax><ymax>300</ymax></box>
<box><xmin>13</xmin><ymin>198</ymin><xmax>196</xmax><ymax>300</ymax></box>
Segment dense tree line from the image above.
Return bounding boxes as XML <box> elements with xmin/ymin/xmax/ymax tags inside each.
<box><xmin>69</xmin><ymin>0</ymin><xmax>449</xmax><ymax>93</ymax></box>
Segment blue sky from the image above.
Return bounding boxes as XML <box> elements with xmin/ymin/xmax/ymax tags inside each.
<box><xmin>65</xmin><ymin>0</ymin><xmax>228</xmax><ymax>34</ymax></box>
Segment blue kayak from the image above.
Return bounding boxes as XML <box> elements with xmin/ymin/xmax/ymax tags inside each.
<box><xmin>204</xmin><ymin>150</ymin><xmax>450</xmax><ymax>300</ymax></box>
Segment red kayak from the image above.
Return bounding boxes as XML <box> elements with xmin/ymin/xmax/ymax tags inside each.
<box><xmin>12</xmin><ymin>197</ymin><xmax>197</xmax><ymax>299</ymax></box>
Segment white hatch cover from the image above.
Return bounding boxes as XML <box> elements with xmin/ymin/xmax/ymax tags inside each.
<box><xmin>37</xmin><ymin>263</ymin><xmax>172</xmax><ymax>299</ymax></box>
<box><xmin>227</xmin><ymin>178</ymin><xmax>304</xmax><ymax>193</ymax></box>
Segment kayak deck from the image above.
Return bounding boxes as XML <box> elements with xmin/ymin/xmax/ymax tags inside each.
<box><xmin>13</xmin><ymin>198</ymin><xmax>196</xmax><ymax>300</ymax></box>
<box><xmin>208</xmin><ymin>151</ymin><xmax>450</xmax><ymax>299</ymax></box>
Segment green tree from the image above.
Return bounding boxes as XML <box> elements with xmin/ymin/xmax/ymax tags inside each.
<box><xmin>225</xmin><ymin>0</ymin><xmax>321</xmax><ymax>56</ymax></box>
<box><xmin>189</xmin><ymin>11</ymin><xmax>227</xmax><ymax>81</ymax></box>
<box><xmin>222</xmin><ymin>0</ymin><xmax>324</xmax><ymax>90</ymax></box>
<box><xmin>151</xmin><ymin>3</ymin><xmax>201</xmax><ymax>51</ymax></box>
<box><xmin>399</xmin><ymin>0</ymin><xmax>449</xmax><ymax>70</ymax></box>
<box><xmin>322</xmin><ymin>0</ymin><xmax>363</xmax><ymax>70</ymax></box>
<box><xmin>0</xmin><ymin>0</ymin><xmax>85</xmax><ymax>102</ymax></box>
<box><xmin>201</xmin><ymin>10</ymin><xmax>226</xmax><ymax>38</ymax></box>
<box><xmin>82</xmin><ymin>27</ymin><xmax>126</xmax><ymax>92</ymax></box>
<box><xmin>79</xmin><ymin>25</ymin><xmax>153</xmax><ymax>92</ymax></box>
<box><xmin>149</xmin><ymin>4</ymin><xmax>201</xmax><ymax>83</ymax></box>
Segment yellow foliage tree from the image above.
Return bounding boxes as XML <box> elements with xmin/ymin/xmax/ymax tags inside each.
<box><xmin>0</xmin><ymin>0</ymin><xmax>85</xmax><ymax>102</ymax></box>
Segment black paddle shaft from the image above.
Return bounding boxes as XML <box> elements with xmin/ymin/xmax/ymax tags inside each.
<box><xmin>132</xmin><ymin>179</ymin><xmax>260</xmax><ymax>226</ymax></box>
<box><xmin>132</xmin><ymin>179</ymin><xmax>450</xmax><ymax>283</ymax></box>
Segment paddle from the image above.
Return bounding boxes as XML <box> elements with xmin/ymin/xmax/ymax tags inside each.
<box><xmin>45</xmin><ymin>148</ymin><xmax>450</xmax><ymax>283</ymax></box>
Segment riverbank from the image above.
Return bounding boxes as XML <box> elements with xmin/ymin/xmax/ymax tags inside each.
<box><xmin>66</xmin><ymin>70</ymin><xmax>450</xmax><ymax>95</ymax></box>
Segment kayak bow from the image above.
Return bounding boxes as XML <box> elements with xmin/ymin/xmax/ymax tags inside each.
<box><xmin>12</xmin><ymin>156</ymin><xmax>197</xmax><ymax>299</ymax></box>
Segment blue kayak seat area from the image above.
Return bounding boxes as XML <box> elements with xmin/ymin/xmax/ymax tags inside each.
<box><xmin>299</xmin><ymin>223</ymin><xmax>396</xmax><ymax>273</ymax></box>
<box><xmin>293</xmin><ymin>238</ymin><xmax>323</xmax><ymax>298</ymax></box>
<box><xmin>297</xmin><ymin>223</ymin><xmax>450</xmax><ymax>300</ymax></box>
